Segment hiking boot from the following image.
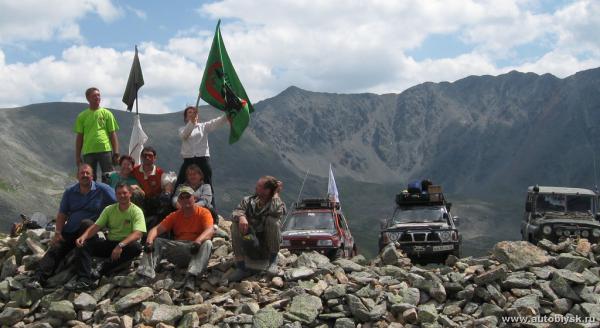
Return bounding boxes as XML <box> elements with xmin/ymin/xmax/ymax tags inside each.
<box><xmin>265</xmin><ymin>261</ymin><xmax>279</xmax><ymax>277</ymax></box>
<box><xmin>227</xmin><ymin>268</ymin><xmax>254</xmax><ymax>283</ymax></box>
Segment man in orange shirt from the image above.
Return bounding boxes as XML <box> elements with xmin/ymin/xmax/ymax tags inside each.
<box><xmin>136</xmin><ymin>186</ymin><xmax>213</xmax><ymax>289</ymax></box>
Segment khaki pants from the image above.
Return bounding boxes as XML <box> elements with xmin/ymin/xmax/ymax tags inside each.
<box><xmin>231</xmin><ymin>216</ymin><xmax>281</xmax><ymax>267</ymax></box>
<box><xmin>137</xmin><ymin>238</ymin><xmax>212</xmax><ymax>279</ymax></box>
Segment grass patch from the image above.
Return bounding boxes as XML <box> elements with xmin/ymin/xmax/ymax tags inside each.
<box><xmin>0</xmin><ymin>179</ymin><xmax>15</xmax><ymax>192</ymax></box>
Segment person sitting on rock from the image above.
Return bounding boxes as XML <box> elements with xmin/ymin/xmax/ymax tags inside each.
<box><xmin>28</xmin><ymin>163</ymin><xmax>116</xmax><ymax>288</ymax></box>
<box><xmin>137</xmin><ymin>186</ymin><xmax>214</xmax><ymax>290</ymax></box>
<box><xmin>107</xmin><ymin>155</ymin><xmax>144</xmax><ymax>206</ymax></box>
<box><xmin>132</xmin><ymin>146</ymin><xmax>173</xmax><ymax>229</ymax></box>
<box><xmin>227</xmin><ymin>176</ymin><xmax>286</xmax><ymax>282</ymax></box>
<box><xmin>68</xmin><ymin>182</ymin><xmax>146</xmax><ymax>290</ymax></box>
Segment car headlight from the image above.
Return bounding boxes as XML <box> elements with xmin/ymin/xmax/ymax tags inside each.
<box><xmin>564</xmin><ymin>230</ymin><xmax>571</xmax><ymax>237</ymax></box>
<box><xmin>542</xmin><ymin>226</ymin><xmax>552</xmax><ymax>235</ymax></box>
<box><xmin>582</xmin><ymin>230</ymin><xmax>590</xmax><ymax>238</ymax></box>
<box><xmin>439</xmin><ymin>231</ymin><xmax>452</xmax><ymax>242</ymax></box>
<box><xmin>593</xmin><ymin>229</ymin><xmax>600</xmax><ymax>237</ymax></box>
<box><xmin>387</xmin><ymin>232</ymin><xmax>401</xmax><ymax>242</ymax></box>
<box><xmin>281</xmin><ymin>240</ymin><xmax>291</xmax><ymax>247</ymax></box>
<box><xmin>316</xmin><ymin>240</ymin><xmax>333</xmax><ymax>246</ymax></box>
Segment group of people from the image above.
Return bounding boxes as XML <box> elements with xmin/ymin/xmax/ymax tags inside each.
<box><xmin>28</xmin><ymin>87</ymin><xmax>286</xmax><ymax>290</ymax></box>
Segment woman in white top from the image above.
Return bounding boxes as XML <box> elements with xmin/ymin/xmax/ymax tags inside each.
<box><xmin>177</xmin><ymin>106</ymin><xmax>227</xmax><ymax>207</ymax></box>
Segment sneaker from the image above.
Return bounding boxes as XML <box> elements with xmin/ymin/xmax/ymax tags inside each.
<box><xmin>227</xmin><ymin>268</ymin><xmax>254</xmax><ymax>282</ymax></box>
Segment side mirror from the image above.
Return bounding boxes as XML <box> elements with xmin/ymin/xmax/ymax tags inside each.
<box><xmin>525</xmin><ymin>202</ymin><xmax>532</xmax><ymax>212</ymax></box>
<box><xmin>453</xmin><ymin>216</ymin><xmax>460</xmax><ymax>226</ymax></box>
<box><xmin>446</xmin><ymin>202</ymin><xmax>452</xmax><ymax>211</ymax></box>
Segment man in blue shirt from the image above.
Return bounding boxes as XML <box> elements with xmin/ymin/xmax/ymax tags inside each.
<box><xmin>30</xmin><ymin>163</ymin><xmax>116</xmax><ymax>287</ymax></box>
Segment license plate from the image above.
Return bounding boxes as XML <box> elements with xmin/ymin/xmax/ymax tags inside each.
<box><xmin>413</xmin><ymin>246</ymin><xmax>426</xmax><ymax>252</ymax></box>
<box><xmin>432</xmin><ymin>245</ymin><xmax>454</xmax><ymax>252</ymax></box>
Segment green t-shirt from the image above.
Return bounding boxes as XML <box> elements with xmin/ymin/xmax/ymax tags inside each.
<box><xmin>95</xmin><ymin>203</ymin><xmax>146</xmax><ymax>241</ymax></box>
<box><xmin>74</xmin><ymin>107</ymin><xmax>119</xmax><ymax>155</ymax></box>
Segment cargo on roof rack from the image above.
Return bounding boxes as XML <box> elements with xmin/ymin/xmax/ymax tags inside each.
<box><xmin>295</xmin><ymin>198</ymin><xmax>340</xmax><ymax>210</ymax></box>
<box><xmin>395</xmin><ymin>185</ymin><xmax>446</xmax><ymax>207</ymax></box>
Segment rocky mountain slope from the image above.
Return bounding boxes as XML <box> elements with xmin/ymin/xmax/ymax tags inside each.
<box><xmin>1</xmin><ymin>220</ymin><xmax>600</xmax><ymax>327</ymax></box>
<box><xmin>2</xmin><ymin>67</ymin><xmax>600</xmax><ymax>257</ymax></box>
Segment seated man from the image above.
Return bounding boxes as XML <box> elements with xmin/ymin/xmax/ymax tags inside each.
<box><xmin>132</xmin><ymin>146</ymin><xmax>173</xmax><ymax>229</ymax></box>
<box><xmin>29</xmin><ymin>163</ymin><xmax>116</xmax><ymax>287</ymax></box>
<box><xmin>228</xmin><ymin>176</ymin><xmax>286</xmax><ymax>282</ymax></box>
<box><xmin>69</xmin><ymin>183</ymin><xmax>146</xmax><ymax>290</ymax></box>
<box><xmin>137</xmin><ymin>186</ymin><xmax>213</xmax><ymax>290</ymax></box>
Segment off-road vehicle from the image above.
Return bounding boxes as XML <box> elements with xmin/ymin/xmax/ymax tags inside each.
<box><xmin>379</xmin><ymin>182</ymin><xmax>461</xmax><ymax>259</ymax></box>
<box><xmin>521</xmin><ymin>185</ymin><xmax>600</xmax><ymax>243</ymax></box>
<box><xmin>281</xmin><ymin>198</ymin><xmax>356</xmax><ymax>259</ymax></box>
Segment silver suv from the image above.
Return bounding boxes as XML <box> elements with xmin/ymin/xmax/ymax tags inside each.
<box><xmin>521</xmin><ymin>185</ymin><xmax>600</xmax><ymax>243</ymax></box>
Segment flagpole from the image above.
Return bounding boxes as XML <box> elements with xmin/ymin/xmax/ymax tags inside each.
<box><xmin>135</xmin><ymin>45</ymin><xmax>139</xmax><ymax>115</ymax></box>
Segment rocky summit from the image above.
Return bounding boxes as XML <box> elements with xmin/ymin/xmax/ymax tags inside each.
<box><xmin>1</xmin><ymin>221</ymin><xmax>600</xmax><ymax>327</ymax></box>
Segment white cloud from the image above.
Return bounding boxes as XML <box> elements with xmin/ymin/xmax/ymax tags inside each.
<box><xmin>2</xmin><ymin>0</ymin><xmax>600</xmax><ymax>111</ymax></box>
<box><xmin>0</xmin><ymin>0</ymin><xmax>121</xmax><ymax>43</ymax></box>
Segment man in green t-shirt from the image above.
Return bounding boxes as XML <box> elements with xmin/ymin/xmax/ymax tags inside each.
<box><xmin>74</xmin><ymin>87</ymin><xmax>120</xmax><ymax>182</ymax></box>
<box><xmin>68</xmin><ymin>182</ymin><xmax>146</xmax><ymax>290</ymax></box>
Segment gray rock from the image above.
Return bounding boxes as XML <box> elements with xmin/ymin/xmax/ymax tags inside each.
<box><xmin>437</xmin><ymin>314</ymin><xmax>459</xmax><ymax>327</ymax></box>
<box><xmin>177</xmin><ymin>311</ymin><xmax>199</xmax><ymax>328</ymax></box>
<box><xmin>114</xmin><ymin>287</ymin><xmax>154</xmax><ymax>312</ymax></box>
<box><xmin>48</xmin><ymin>300</ymin><xmax>76</xmax><ymax>321</ymax></box>
<box><xmin>323</xmin><ymin>284</ymin><xmax>347</xmax><ymax>300</ymax></box>
<box><xmin>399</xmin><ymin>287</ymin><xmax>420</xmax><ymax>306</ymax></box>
<box><xmin>581</xmin><ymin>303</ymin><xmax>600</xmax><ymax>321</ymax></box>
<box><xmin>253</xmin><ymin>307</ymin><xmax>284</xmax><ymax>328</ymax></box>
<box><xmin>0</xmin><ymin>307</ymin><xmax>28</xmax><ymax>326</ymax></box>
<box><xmin>295</xmin><ymin>252</ymin><xmax>331</xmax><ymax>269</ymax></box>
<box><xmin>333</xmin><ymin>317</ymin><xmax>355</xmax><ymax>328</ymax></box>
<box><xmin>529</xmin><ymin>266</ymin><xmax>554</xmax><ymax>279</ymax></box>
<box><xmin>556</xmin><ymin>253</ymin><xmax>593</xmax><ymax>272</ymax></box>
<box><xmin>553</xmin><ymin>298</ymin><xmax>573</xmax><ymax>314</ymax></box>
<box><xmin>333</xmin><ymin>259</ymin><xmax>364</xmax><ymax>272</ymax></box>
<box><xmin>73</xmin><ymin>292</ymin><xmax>97</xmax><ymax>311</ymax></box>
<box><xmin>512</xmin><ymin>295</ymin><xmax>540</xmax><ymax>312</ymax></box>
<box><xmin>346</xmin><ymin>294</ymin><xmax>372</xmax><ymax>322</ymax></box>
<box><xmin>481</xmin><ymin>303</ymin><xmax>503</xmax><ymax>317</ymax></box>
<box><xmin>92</xmin><ymin>283</ymin><xmax>115</xmax><ymax>301</ymax></box>
<box><xmin>284</xmin><ymin>267</ymin><xmax>315</xmax><ymax>281</ymax></box>
<box><xmin>284</xmin><ymin>294</ymin><xmax>323</xmax><ymax>324</ymax></box>
<box><xmin>418</xmin><ymin>303</ymin><xmax>438</xmax><ymax>323</ymax></box>
<box><xmin>402</xmin><ymin>307</ymin><xmax>418</xmax><ymax>324</ymax></box>
<box><xmin>381</xmin><ymin>244</ymin><xmax>400</xmax><ymax>265</ymax></box>
<box><xmin>473</xmin><ymin>265</ymin><xmax>507</xmax><ymax>285</ymax></box>
<box><xmin>0</xmin><ymin>255</ymin><xmax>17</xmax><ymax>280</ymax></box>
<box><xmin>140</xmin><ymin>302</ymin><xmax>183</xmax><ymax>325</ymax></box>
<box><xmin>492</xmin><ymin>241</ymin><xmax>551</xmax><ymax>270</ymax></box>
<box><xmin>554</xmin><ymin>269</ymin><xmax>586</xmax><ymax>284</ymax></box>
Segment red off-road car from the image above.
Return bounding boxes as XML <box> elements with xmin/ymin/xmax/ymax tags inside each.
<box><xmin>281</xmin><ymin>198</ymin><xmax>357</xmax><ymax>259</ymax></box>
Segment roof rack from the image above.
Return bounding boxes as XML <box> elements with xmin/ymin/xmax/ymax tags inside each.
<box><xmin>395</xmin><ymin>185</ymin><xmax>446</xmax><ymax>207</ymax></box>
<box><xmin>295</xmin><ymin>198</ymin><xmax>340</xmax><ymax>210</ymax></box>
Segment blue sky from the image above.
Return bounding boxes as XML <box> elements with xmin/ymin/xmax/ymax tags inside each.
<box><xmin>0</xmin><ymin>0</ymin><xmax>599</xmax><ymax>113</ymax></box>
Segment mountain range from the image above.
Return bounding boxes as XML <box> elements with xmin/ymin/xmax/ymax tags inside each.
<box><xmin>2</xmin><ymin>67</ymin><xmax>600</xmax><ymax>257</ymax></box>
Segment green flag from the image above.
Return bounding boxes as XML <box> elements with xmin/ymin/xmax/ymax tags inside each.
<box><xmin>200</xmin><ymin>20</ymin><xmax>253</xmax><ymax>144</ymax></box>
<box><xmin>122</xmin><ymin>45</ymin><xmax>144</xmax><ymax>112</ymax></box>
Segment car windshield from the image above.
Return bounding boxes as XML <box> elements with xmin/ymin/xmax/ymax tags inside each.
<box><xmin>536</xmin><ymin>194</ymin><xmax>593</xmax><ymax>213</ymax></box>
<box><xmin>283</xmin><ymin>212</ymin><xmax>336</xmax><ymax>231</ymax></box>
<box><xmin>391</xmin><ymin>207</ymin><xmax>445</xmax><ymax>225</ymax></box>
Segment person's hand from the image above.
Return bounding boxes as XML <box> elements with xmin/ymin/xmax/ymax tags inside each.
<box><xmin>238</xmin><ymin>216</ymin><xmax>249</xmax><ymax>235</ymax></box>
<box><xmin>111</xmin><ymin>246</ymin><xmax>123</xmax><ymax>261</ymax></box>
<box><xmin>143</xmin><ymin>241</ymin><xmax>154</xmax><ymax>253</ymax></box>
<box><xmin>51</xmin><ymin>233</ymin><xmax>64</xmax><ymax>247</ymax></box>
<box><xmin>75</xmin><ymin>236</ymin><xmax>85</xmax><ymax>248</ymax></box>
<box><xmin>112</xmin><ymin>153</ymin><xmax>120</xmax><ymax>166</ymax></box>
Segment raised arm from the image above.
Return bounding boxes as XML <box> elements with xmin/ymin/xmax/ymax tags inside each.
<box><xmin>204</xmin><ymin>115</ymin><xmax>228</xmax><ymax>133</ymax></box>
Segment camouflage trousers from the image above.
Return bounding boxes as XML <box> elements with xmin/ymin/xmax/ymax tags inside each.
<box><xmin>137</xmin><ymin>238</ymin><xmax>212</xmax><ymax>279</ymax></box>
<box><xmin>231</xmin><ymin>216</ymin><xmax>281</xmax><ymax>269</ymax></box>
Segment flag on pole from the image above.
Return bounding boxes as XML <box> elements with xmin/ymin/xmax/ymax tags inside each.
<box><xmin>128</xmin><ymin>115</ymin><xmax>148</xmax><ymax>165</ymax></box>
<box><xmin>328</xmin><ymin>164</ymin><xmax>339</xmax><ymax>203</ymax></box>
<box><xmin>122</xmin><ymin>46</ymin><xmax>145</xmax><ymax>112</ymax></box>
<box><xmin>200</xmin><ymin>20</ymin><xmax>253</xmax><ymax>144</ymax></box>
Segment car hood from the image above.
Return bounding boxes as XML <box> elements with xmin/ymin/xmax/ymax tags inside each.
<box><xmin>282</xmin><ymin>230</ymin><xmax>336</xmax><ymax>237</ymax></box>
<box><xmin>386</xmin><ymin>222</ymin><xmax>450</xmax><ymax>231</ymax></box>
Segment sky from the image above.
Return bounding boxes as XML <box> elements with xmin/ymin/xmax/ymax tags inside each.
<box><xmin>0</xmin><ymin>0</ymin><xmax>599</xmax><ymax>113</ymax></box>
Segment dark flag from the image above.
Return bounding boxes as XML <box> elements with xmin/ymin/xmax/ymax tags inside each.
<box><xmin>122</xmin><ymin>46</ymin><xmax>145</xmax><ymax>112</ymax></box>
<box><xmin>199</xmin><ymin>20</ymin><xmax>253</xmax><ymax>144</ymax></box>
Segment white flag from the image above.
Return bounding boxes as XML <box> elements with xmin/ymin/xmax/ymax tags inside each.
<box><xmin>128</xmin><ymin>114</ymin><xmax>148</xmax><ymax>165</ymax></box>
<box><xmin>328</xmin><ymin>163</ymin><xmax>339</xmax><ymax>203</ymax></box>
